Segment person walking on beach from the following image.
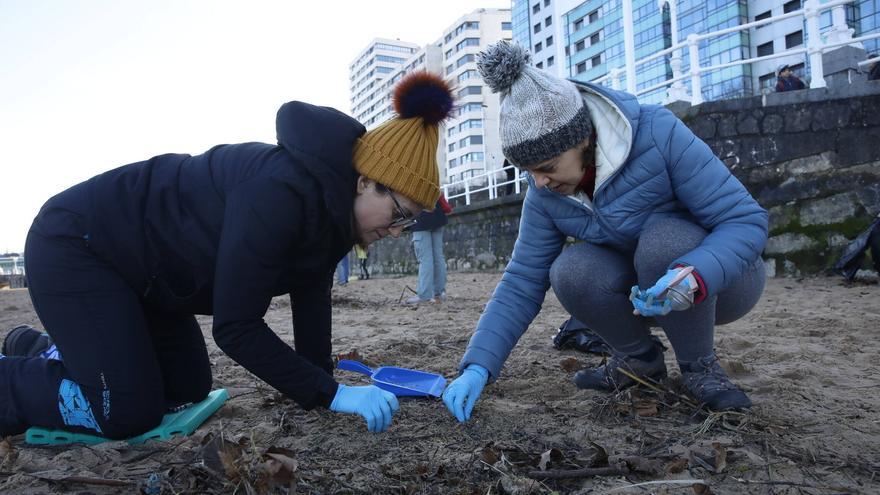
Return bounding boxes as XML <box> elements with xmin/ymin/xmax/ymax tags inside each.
<box><xmin>1</xmin><ymin>72</ymin><xmax>454</xmax><ymax>437</ymax></box>
<box><xmin>443</xmin><ymin>42</ymin><xmax>767</xmax><ymax>423</ymax></box>
<box><xmin>404</xmin><ymin>194</ymin><xmax>452</xmax><ymax>304</ymax></box>
<box><xmin>355</xmin><ymin>245</ymin><xmax>370</xmax><ymax>280</ymax></box>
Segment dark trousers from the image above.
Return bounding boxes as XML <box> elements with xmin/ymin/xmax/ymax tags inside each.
<box><xmin>0</xmin><ymin>228</ymin><xmax>212</xmax><ymax>439</ymax></box>
<box><xmin>549</xmin><ymin>218</ymin><xmax>765</xmax><ymax>366</ymax></box>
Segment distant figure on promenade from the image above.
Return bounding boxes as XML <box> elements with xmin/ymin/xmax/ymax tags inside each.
<box><xmin>504</xmin><ymin>160</ymin><xmax>517</xmax><ymax>195</ymax></box>
<box><xmin>867</xmin><ymin>54</ymin><xmax>880</xmax><ymax>81</ymax></box>
<box><xmin>775</xmin><ymin>64</ymin><xmax>806</xmax><ymax>92</ymax></box>
<box><xmin>355</xmin><ymin>244</ymin><xmax>370</xmax><ymax>280</ymax></box>
<box><xmin>405</xmin><ymin>194</ymin><xmax>453</xmax><ymax>304</ymax></box>
<box><xmin>0</xmin><ymin>72</ymin><xmax>453</xmax><ymax>438</ymax></box>
<box><xmin>443</xmin><ymin>42</ymin><xmax>767</xmax><ymax>424</ymax></box>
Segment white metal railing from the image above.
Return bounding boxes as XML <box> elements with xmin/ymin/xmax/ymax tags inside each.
<box><xmin>443</xmin><ymin>163</ymin><xmax>525</xmax><ymax>206</ymax></box>
<box><xmin>441</xmin><ymin>0</ymin><xmax>880</xmax><ymax>204</ymax></box>
<box><xmin>600</xmin><ymin>0</ymin><xmax>880</xmax><ymax>104</ymax></box>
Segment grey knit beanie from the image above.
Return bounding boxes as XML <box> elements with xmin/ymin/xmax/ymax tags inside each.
<box><xmin>477</xmin><ymin>41</ymin><xmax>592</xmax><ymax>167</ymax></box>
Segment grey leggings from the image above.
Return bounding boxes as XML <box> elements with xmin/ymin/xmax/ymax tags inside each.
<box><xmin>549</xmin><ymin>218</ymin><xmax>765</xmax><ymax>366</ymax></box>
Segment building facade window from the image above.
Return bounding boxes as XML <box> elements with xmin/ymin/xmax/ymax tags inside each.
<box><xmin>533</xmin><ymin>3</ymin><xmax>540</xmax><ymax>14</ymax></box>
<box><xmin>576</xmin><ymin>39</ymin><xmax>585</xmax><ymax>51</ymax></box>
<box><xmin>535</xmin><ymin>41</ymin><xmax>543</xmax><ymax>51</ymax></box>
<box><xmin>546</xmin><ymin>35</ymin><xmax>553</xmax><ymax>46</ymax></box>
<box><xmin>456</xmin><ymin>54</ymin><xmax>475</xmax><ymax>67</ymax></box>
<box><xmin>785</xmin><ymin>30</ymin><xmax>803</xmax><ymax>48</ymax></box>
<box><xmin>757</xmin><ymin>41</ymin><xmax>773</xmax><ymax>56</ymax></box>
<box><xmin>502</xmin><ymin>21</ymin><xmax>512</xmax><ymax>30</ymax></box>
<box><xmin>458</xmin><ymin>86</ymin><xmax>482</xmax><ymax>97</ymax></box>
<box><xmin>456</xmin><ymin>38</ymin><xmax>480</xmax><ymax>52</ymax></box>
<box><xmin>754</xmin><ymin>10</ymin><xmax>771</xmax><ymax>29</ymax></box>
<box><xmin>457</xmin><ymin>69</ymin><xmax>478</xmax><ymax>83</ymax></box>
<box><xmin>547</xmin><ymin>56</ymin><xmax>554</xmax><ymax>66</ymax></box>
<box><xmin>545</xmin><ymin>16</ymin><xmax>552</xmax><ymax>27</ymax></box>
<box><xmin>591</xmin><ymin>55</ymin><xmax>601</xmax><ymax>67</ymax></box>
<box><xmin>783</xmin><ymin>0</ymin><xmax>801</xmax><ymax>14</ymax></box>
<box><xmin>590</xmin><ymin>32</ymin><xmax>600</xmax><ymax>45</ymax></box>
<box><xmin>534</xmin><ymin>23</ymin><xmax>542</xmax><ymax>33</ymax></box>
<box><xmin>576</xmin><ymin>61</ymin><xmax>587</xmax><ymax>73</ymax></box>
<box><xmin>589</xmin><ymin>10</ymin><xmax>599</xmax><ymax>23</ymax></box>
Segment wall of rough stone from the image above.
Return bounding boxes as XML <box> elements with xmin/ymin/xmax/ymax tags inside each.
<box><xmin>674</xmin><ymin>81</ymin><xmax>880</xmax><ymax>276</ymax></box>
<box><xmin>366</xmin><ymin>81</ymin><xmax>880</xmax><ymax>277</ymax></box>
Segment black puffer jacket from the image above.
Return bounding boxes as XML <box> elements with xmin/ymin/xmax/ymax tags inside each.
<box><xmin>32</xmin><ymin>102</ymin><xmax>365</xmax><ymax>409</ymax></box>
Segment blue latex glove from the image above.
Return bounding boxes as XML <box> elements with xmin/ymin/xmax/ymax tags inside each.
<box><xmin>630</xmin><ymin>268</ymin><xmax>695</xmax><ymax>317</ymax></box>
<box><xmin>329</xmin><ymin>384</ymin><xmax>399</xmax><ymax>433</ymax></box>
<box><xmin>442</xmin><ymin>364</ymin><xmax>489</xmax><ymax>423</ymax></box>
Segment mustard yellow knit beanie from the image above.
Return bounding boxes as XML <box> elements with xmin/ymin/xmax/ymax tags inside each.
<box><xmin>353</xmin><ymin>72</ymin><xmax>454</xmax><ymax>210</ymax></box>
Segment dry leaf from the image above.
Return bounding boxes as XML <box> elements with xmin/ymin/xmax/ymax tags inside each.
<box><xmin>480</xmin><ymin>444</ymin><xmax>500</xmax><ymax>465</ymax></box>
<box><xmin>559</xmin><ymin>357</ymin><xmax>582</xmax><ymax>372</ymax></box>
<box><xmin>263</xmin><ymin>449</ymin><xmax>298</xmax><ymax>486</ymax></box>
<box><xmin>589</xmin><ymin>442</ymin><xmax>609</xmax><ymax>466</ymax></box>
<box><xmin>633</xmin><ymin>399</ymin><xmax>659</xmax><ymax>417</ymax></box>
<box><xmin>0</xmin><ymin>438</ymin><xmax>16</xmax><ymax>469</ymax></box>
<box><xmin>693</xmin><ymin>483</ymin><xmax>714</xmax><ymax>494</ymax></box>
<box><xmin>712</xmin><ymin>442</ymin><xmax>727</xmax><ymax>473</ymax></box>
<box><xmin>335</xmin><ymin>350</ymin><xmax>364</xmax><ymax>364</ymax></box>
<box><xmin>667</xmin><ymin>457</ymin><xmax>689</xmax><ymax>473</ymax></box>
<box><xmin>537</xmin><ymin>448</ymin><xmax>563</xmax><ymax>471</ymax></box>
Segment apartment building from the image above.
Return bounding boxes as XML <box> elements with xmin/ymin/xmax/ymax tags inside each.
<box><xmin>348</xmin><ymin>9</ymin><xmax>512</xmax><ymax>186</ymax></box>
<box><xmin>512</xmin><ymin>0</ymin><xmax>879</xmax><ymax>104</ymax></box>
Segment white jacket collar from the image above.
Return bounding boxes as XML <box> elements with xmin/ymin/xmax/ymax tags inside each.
<box><xmin>576</xmin><ymin>85</ymin><xmax>634</xmax><ymax>189</ymax></box>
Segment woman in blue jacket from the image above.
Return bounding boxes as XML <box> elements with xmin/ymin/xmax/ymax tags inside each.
<box><xmin>1</xmin><ymin>72</ymin><xmax>454</xmax><ymax>437</ymax></box>
<box><xmin>443</xmin><ymin>42</ymin><xmax>767</xmax><ymax>421</ymax></box>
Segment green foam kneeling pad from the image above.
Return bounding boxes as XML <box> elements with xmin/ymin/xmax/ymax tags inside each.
<box><xmin>25</xmin><ymin>388</ymin><xmax>229</xmax><ymax>445</ymax></box>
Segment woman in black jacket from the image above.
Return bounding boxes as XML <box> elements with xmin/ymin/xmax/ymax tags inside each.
<box><xmin>0</xmin><ymin>72</ymin><xmax>454</xmax><ymax>436</ymax></box>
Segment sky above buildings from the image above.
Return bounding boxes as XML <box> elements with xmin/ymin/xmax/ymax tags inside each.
<box><xmin>0</xmin><ymin>0</ymin><xmax>510</xmax><ymax>252</ymax></box>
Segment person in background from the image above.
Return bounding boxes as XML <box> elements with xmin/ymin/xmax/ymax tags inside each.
<box><xmin>867</xmin><ymin>54</ymin><xmax>880</xmax><ymax>81</ymax></box>
<box><xmin>404</xmin><ymin>194</ymin><xmax>453</xmax><ymax>304</ymax></box>
<box><xmin>355</xmin><ymin>244</ymin><xmax>370</xmax><ymax>280</ymax></box>
<box><xmin>335</xmin><ymin>252</ymin><xmax>350</xmax><ymax>286</ymax></box>
<box><xmin>0</xmin><ymin>72</ymin><xmax>454</xmax><ymax>437</ymax></box>
<box><xmin>775</xmin><ymin>64</ymin><xmax>806</xmax><ymax>92</ymax></box>
<box><xmin>442</xmin><ymin>42</ymin><xmax>767</xmax><ymax>423</ymax></box>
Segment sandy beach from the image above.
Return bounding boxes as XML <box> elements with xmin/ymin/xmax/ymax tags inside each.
<box><xmin>0</xmin><ymin>271</ymin><xmax>878</xmax><ymax>494</ymax></box>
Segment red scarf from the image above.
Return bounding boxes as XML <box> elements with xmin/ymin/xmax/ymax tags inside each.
<box><xmin>577</xmin><ymin>130</ymin><xmax>599</xmax><ymax>199</ymax></box>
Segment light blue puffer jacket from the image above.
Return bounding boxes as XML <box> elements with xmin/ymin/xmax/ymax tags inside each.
<box><xmin>460</xmin><ymin>82</ymin><xmax>768</xmax><ymax>380</ymax></box>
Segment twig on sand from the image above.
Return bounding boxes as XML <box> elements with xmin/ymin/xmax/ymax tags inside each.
<box><xmin>397</xmin><ymin>285</ymin><xmax>417</xmax><ymax>303</ymax></box>
<box><xmin>26</xmin><ymin>472</ymin><xmax>134</xmax><ymax>487</ymax></box>
<box><xmin>616</xmin><ymin>368</ymin><xmax>700</xmax><ymax>410</ymax></box>
<box><xmin>598</xmin><ymin>479</ymin><xmax>707</xmax><ymax>494</ymax></box>
<box><xmin>525</xmin><ymin>464</ymin><xmax>629</xmax><ymax>479</ymax></box>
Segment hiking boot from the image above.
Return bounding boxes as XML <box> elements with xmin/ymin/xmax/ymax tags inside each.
<box><xmin>3</xmin><ymin>325</ymin><xmax>52</xmax><ymax>358</ymax></box>
<box><xmin>573</xmin><ymin>341</ymin><xmax>667</xmax><ymax>391</ymax></box>
<box><xmin>680</xmin><ymin>355</ymin><xmax>752</xmax><ymax>410</ymax></box>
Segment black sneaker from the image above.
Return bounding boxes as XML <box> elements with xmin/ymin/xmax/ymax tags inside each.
<box><xmin>680</xmin><ymin>355</ymin><xmax>752</xmax><ymax>410</ymax></box>
<box><xmin>2</xmin><ymin>325</ymin><xmax>52</xmax><ymax>358</ymax></box>
<box><xmin>573</xmin><ymin>341</ymin><xmax>667</xmax><ymax>391</ymax></box>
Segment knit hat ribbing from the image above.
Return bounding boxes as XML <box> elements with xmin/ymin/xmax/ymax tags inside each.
<box><xmin>353</xmin><ymin>72</ymin><xmax>453</xmax><ymax>210</ymax></box>
<box><xmin>478</xmin><ymin>41</ymin><xmax>593</xmax><ymax>167</ymax></box>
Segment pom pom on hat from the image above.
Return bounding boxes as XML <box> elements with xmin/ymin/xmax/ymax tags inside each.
<box><xmin>392</xmin><ymin>71</ymin><xmax>455</xmax><ymax>125</ymax></box>
<box><xmin>477</xmin><ymin>41</ymin><xmax>530</xmax><ymax>93</ymax></box>
<box><xmin>354</xmin><ymin>71</ymin><xmax>455</xmax><ymax>209</ymax></box>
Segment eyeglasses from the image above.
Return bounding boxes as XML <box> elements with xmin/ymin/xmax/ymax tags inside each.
<box><xmin>387</xmin><ymin>190</ymin><xmax>418</xmax><ymax>229</ymax></box>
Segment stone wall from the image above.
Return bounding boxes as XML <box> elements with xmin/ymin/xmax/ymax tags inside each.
<box><xmin>673</xmin><ymin>80</ymin><xmax>880</xmax><ymax>276</ymax></box>
<box><xmin>367</xmin><ymin>81</ymin><xmax>880</xmax><ymax>277</ymax></box>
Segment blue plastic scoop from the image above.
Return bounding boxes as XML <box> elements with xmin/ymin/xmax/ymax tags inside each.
<box><xmin>337</xmin><ymin>360</ymin><xmax>447</xmax><ymax>397</ymax></box>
